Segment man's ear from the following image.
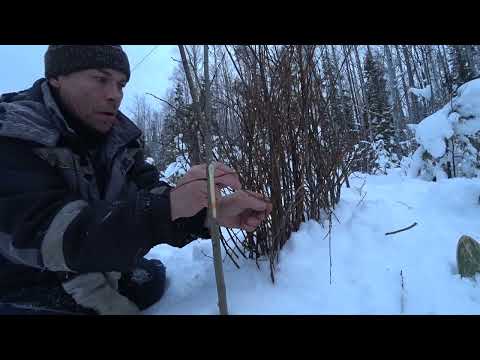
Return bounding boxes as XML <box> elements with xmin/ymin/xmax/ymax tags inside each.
<box><xmin>48</xmin><ymin>77</ymin><xmax>60</xmax><ymax>89</ymax></box>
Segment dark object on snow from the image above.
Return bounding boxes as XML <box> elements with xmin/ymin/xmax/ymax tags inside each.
<box><xmin>457</xmin><ymin>235</ymin><xmax>480</xmax><ymax>278</ymax></box>
<box><xmin>385</xmin><ymin>222</ymin><xmax>418</xmax><ymax>236</ymax></box>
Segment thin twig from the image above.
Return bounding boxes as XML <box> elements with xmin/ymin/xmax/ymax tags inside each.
<box><xmin>222</xmin><ymin>236</ymin><xmax>239</xmax><ymax>259</ymax></box>
<box><xmin>225</xmin><ymin>227</ymin><xmax>247</xmax><ymax>259</ymax></box>
<box><xmin>355</xmin><ymin>191</ymin><xmax>367</xmax><ymax>209</ymax></box>
<box><xmin>400</xmin><ymin>270</ymin><xmax>405</xmax><ymax>314</ymax></box>
<box><xmin>199</xmin><ymin>247</ymin><xmax>214</xmax><ymax>260</ymax></box>
<box><xmin>131</xmin><ymin>46</ymin><xmax>160</xmax><ymax>73</ymax></box>
<box><xmin>220</xmin><ymin>236</ymin><xmax>240</xmax><ymax>268</ymax></box>
<box><xmin>354</xmin><ymin>178</ymin><xmax>367</xmax><ymax>196</ymax></box>
<box><xmin>385</xmin><ymin>222</ymin><xmax>418</xmax><ymax>236</ymax></box>
<box><xmin>330</xmin><ymin>209</ymin><xmax>340</xmax><ymax>224</ymax></box>
<box><xmin>396</xmin><ymin>201</ymin><xmax>413</xmax><ymax>210</ymax></box>
<box><xmin>328</xmin><ymin>213</ymin><xmax>333</xmax><ymax>285</ymax></box>
<box><xmin>146</xmin><ymin>93</ymin><xmax>187</xmax><ymax>115</ymax></box>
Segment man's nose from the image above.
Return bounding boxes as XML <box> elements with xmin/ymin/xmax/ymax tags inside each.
<box><xmin>105</xmin><ymin>82</ymin><xmax>123</xmax><ymax>104</ymax></box>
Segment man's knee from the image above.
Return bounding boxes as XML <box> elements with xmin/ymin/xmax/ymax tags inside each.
<box><xmin>118</xmin><ymin>258</ymin><xmax>167</xmax><ymax>310</ymax></box>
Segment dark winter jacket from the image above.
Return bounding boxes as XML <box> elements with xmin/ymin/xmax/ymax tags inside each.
<box><xmin>0</xmin><ymin>79</ymin><xmax>209</xmax><ymax>314</ymax></box>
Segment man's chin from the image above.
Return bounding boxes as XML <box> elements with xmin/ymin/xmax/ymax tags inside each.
<box><xmin>95</xmin><ymin>119</ymin><xmax>117</xmax><ymax>134</ymax></box>
<box><xmin>88</xmin><ymin>122</ymin><xmax>114</xmax><ymax>135</ymax></box>
<box><xmin>96</xmin><ymin>125</ymin><xmax>114</xmax><ymax>135</ymax></box>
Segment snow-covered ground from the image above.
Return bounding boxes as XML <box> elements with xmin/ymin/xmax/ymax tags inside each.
<box><xmin>144</xmin><ymin>168</ymin><xmax>480</xmax><ymax>315</ymax></box>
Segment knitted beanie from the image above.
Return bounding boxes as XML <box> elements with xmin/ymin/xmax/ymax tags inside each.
<box><xmin>44</xmin><ymin>45</ymin><xmax>130</xmax><ymax>81</ymax></box>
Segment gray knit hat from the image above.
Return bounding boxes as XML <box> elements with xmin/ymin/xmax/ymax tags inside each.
<box><xmin>44</xmin><ymin>45</ymin><xmax>130</xmax><ymax>81</ymax></box>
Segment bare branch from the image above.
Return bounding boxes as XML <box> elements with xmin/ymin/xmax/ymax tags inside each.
<box><xmin>385</xmin><ymin>222</ymin><xmax>418</xmax><ymax>236</ymax></box>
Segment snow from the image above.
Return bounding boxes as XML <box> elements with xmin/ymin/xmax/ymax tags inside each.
<box><xmin>408</xmin><ymin>78</ymin><xmax>480</xmax><ymax>180</ymax></box>
<box><xmin>413</xmin><ymin>105</ymin><xmax>454</xmax><ymax>158</ymax></box>
<box><xmin>413</xmin><ymin>79</ymin><xmax>480</xmax><ymax>157</ymax></box>
<box><xmin>452</xmin><ymin>79</ymin><xmax>480</xmax><ymax>136</ymax></box>
<box><xmin>144</xmin><ymin>169</ymin><xmax>480</xmax><ymax>314</ymax></box>
<box><xmin>452</xmin><ymin>79</ymin><xmax>480</xmax><ymax>123</ymax></box>
<box><xmin>162</xmin><ymin>156</ymin><xmax>188</xmax><ymax>180</ymax></box>
<box><xmin>145</xmin><ymin>157</ymin><xmax>155</xmax><ymax>165</ymax></box>
<box><xmin>409</xmin><ymin>85</ymin><xmax>432</xmax><ymax>101</ymax></box>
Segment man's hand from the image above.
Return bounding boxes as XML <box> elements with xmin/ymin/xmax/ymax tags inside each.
<box><xmin>170</xmin><ymin>162</ymin><xmax>242</xmax><ymax>221</ymax></box>
<box><xmin>215</xmin><ymin>190</ymin><xmax>272</xmax><ymax>232</ymax></box>
<box><xmin>169</xmin><ymin>162</ymin><xmax>272</xmax><ymax>232</ymax></box>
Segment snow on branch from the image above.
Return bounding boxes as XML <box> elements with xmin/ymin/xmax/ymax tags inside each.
<box><xmin>408</xmin><ymin>85</ymin><xmax>432</xmax><ymax>101</ymax></box>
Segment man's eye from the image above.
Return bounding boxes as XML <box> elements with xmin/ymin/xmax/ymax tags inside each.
<box><xmin>94</xmin><ymin>76</ymin><xmax>108</xmax><ymax>83</ymax></box>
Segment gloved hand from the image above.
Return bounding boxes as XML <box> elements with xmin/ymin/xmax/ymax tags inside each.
<box><xmin>129</xmin><ymin>152</ymin><xmax>161</xmax><ymax>190</ymax></box>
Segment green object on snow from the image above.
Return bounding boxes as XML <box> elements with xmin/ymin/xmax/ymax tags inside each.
<box><xmin>457</xmin><ymin>235</ymin><xmax>480</xmax><ymax>278</ymax></box>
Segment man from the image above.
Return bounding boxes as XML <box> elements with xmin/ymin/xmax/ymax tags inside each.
<box><xmin>0</xmin><ymin>45</ymin><xmax>271</xmax><ymax>315</ymax></box>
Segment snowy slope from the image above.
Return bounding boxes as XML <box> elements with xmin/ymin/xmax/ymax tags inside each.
<box><xmin>144</xmin><ymin>169</ymin><xmax>480</xmax><ymax>315</ymax></box>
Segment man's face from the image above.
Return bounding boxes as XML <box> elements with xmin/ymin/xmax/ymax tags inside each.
<box><xmin>48</xmin><ymin>68</ymin><xmax>127</xmax><ymax>134</ymax></box>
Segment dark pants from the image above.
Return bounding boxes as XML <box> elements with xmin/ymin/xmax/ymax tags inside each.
<box><xmin>0</xmin><ymin>258</ymin><xmax>167</xmax><ymax>315</ymax></box>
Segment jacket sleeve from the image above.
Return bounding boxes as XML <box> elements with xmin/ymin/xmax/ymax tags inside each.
<box><xmin>128</xmin><ymin>148</ymin><xmax>211</xmax><ymax>243</ymax></box>
<box><xmin>0</xmin><ymin>137</ymin><xmax>207</xmax><ymax>275</ymax></box>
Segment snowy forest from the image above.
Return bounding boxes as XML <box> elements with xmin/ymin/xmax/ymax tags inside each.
<box><xmin>129</xmin><ymin>45</ymin><xmax>480</xmax><ymax>302</ymax></box>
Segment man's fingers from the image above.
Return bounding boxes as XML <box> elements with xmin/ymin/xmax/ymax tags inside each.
<box><xmin>191</xmin><ymin>162</ymin><xmax>236</xmax><ymax>178</ymax></box>
<box><xmin>240</xmin><ymin>215</ymin><xmax>257</xmax><ymax>232</ymax></box>
<box><xmin>184</xmin><ymin>164</ymin><xmax>206</xmax><ymax>180</ymax></box>
<box><xmin>240</xmin><ymin>191</ymin><xmax>271</xmax><ymax>212</ymax></box>
<box><xmin>265</xmin><ymin>202</ymin><xmax>273</xmax><ymax>215</ymax></box>
<box><xmin>213</xmin><ymin>163</ymin><xmax>241</xmax><ymax>190</ymax></box>
<box><xmin>242</xmin><ymin>213</ymin><xmax>262</xmax><ymax>232</ymax></box>
<box><xmin>246</xmin><ymin>217</ymin><xmax>261</xmax><ymax>228</ymax></box>
<box><xmin>215</xmin><ymin>175</ymin><xmax>241</xmax><ymax>191</ymax></box>
<box><xmin>184</xmin><ymin>163</ymin><xmax>242</xmax><ymax>190</ymax></box>
<box><xmin>218</xmin><ymin>191</ymin><xmax>272</xmax><ymax>217</ymax></box>
<box><xmin>212</xmin><ymin>162</ymin><xmax>235</xmax><ymax>174</ymax></box>
<box><xmin>254</xmin><ymin>210</ymin><xmax>268</xmax><ymax>222</ymax></box>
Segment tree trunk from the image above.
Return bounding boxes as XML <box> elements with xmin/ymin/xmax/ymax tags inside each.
<box><xmin>178</xmin><ymin>45</ymin><xmax>202</xmax><ymax>164</ymax></box>
<box><xmin>420</xmin><ymin>46</ymin><xmax>432</xmax><ymax>113</ymax></box>
<box><xmin>465</xmin><ymin>45</ymin><xmax>478</xmax><ymax>78</ymax></box>
<box><xmin>402</xmin><ymin>45</ymin><xmax>421</xmax><ymax>123</ymax></box>
<box><xmin>427</xmin><ymin>45</ymin><xmax>443</xmax><ymax>106</ymax></box>
<box><xmin>394</xmin><ymin>45</ymin><xmax>412</xmax><ymax>126</ymax></box>
<box><xmin>354</xmin><ymin>45</ymin><xmax>369</xmax><ymax>130</ymax></box>
<box><xmin>440</xmin><ymin>45</ymin><xmax>454</xmax><ymax>94</ymax></box>
<box><xmin>343</xmin><ymin>45</ymin><xmax>360</xmax><ymax>129</ymax></box>
<box><xmin>384</xmin><ymin>45</ymin><xmax>403</xmax><ymax>140</ymax></box>
<box><xmin>330</xmin><ymin>45</ymin><xmax>348</xmax><ymax>126</ymax></box>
